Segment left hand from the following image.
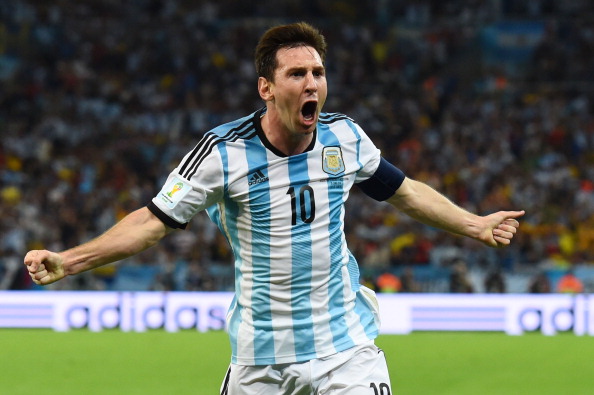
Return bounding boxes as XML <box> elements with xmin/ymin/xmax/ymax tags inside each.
<box><xmin>479</xmin><ymin>210</ymin><xmax>525</xmax><ymax>248</ymax></box>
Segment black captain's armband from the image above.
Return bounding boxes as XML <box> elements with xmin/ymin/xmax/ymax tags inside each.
<box><xmin>356</xmin><ymin>157</ymin><xmax>405</xmax><ymax>201</ymax></box>
<box><xmin>147</xmin><ymin>201</ymin><xmax>188</xmax><ymax>229</ymax></box>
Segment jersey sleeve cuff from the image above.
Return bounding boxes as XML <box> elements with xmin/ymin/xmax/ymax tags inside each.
<box><xmin>147</xmin><ymin>201</ymin><xmax>188</xmax><ymax>229</ymax></box>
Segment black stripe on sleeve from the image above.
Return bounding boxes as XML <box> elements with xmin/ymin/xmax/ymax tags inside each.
<box><xmin>178</xmin><ymin>133</ymin><xmax>214</xmax><ymax>177</ymax></box>
<box><xmin>179</xmin><ymin>116</ymin><xmax>257</xmax><ymax>180</ymax></box>
<box><xmin>147</xmin><ymin>201</ymin><xmax>188</xmax><ymax>229</ymax></box>
<box><xmin>356</xmin><ymin>157</ymin><xmax>405</xmax><ymax>201</ymax></box>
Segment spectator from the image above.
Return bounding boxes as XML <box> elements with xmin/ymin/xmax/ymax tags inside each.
<box><xmin>449</xmin><ymin>260</ymin><xmax>474</xmax><ymax>293</ymax></box>
<box><xmin>528</xmin><ymin>272</ymin><xmax>552</xmax><ymax>293</ymax></box>
<box><xmin>484</xmin><ymin>269</ymin><xmax>506</xmax><ymax>293</ymax></box>
<box><xmin>376</xmin><ymin>272</ymin><xmax>402</xmax><ymax>293</ymax></box>
<box><xmin>556</xmin><ymin>270</ymin><xmax>584</xmax><ymax>294</ymax></box>
<box><xmin>400</xmin><ymin>267</ymin><xmax>420</xmax><ymax>293</ymax></box>
<box><xmin>0</xmin><ymin>248</ymin><xmax>29</xmax><ymax>289</ymax></box>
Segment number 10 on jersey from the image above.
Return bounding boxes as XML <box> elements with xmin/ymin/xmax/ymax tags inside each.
<box><xmin>286</xmin><ymin>186</ymin><xmax>316</xmax><ymax>225</ymax></box>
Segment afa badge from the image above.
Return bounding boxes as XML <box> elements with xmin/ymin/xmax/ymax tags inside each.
<box><xmin>322</xmin><ymin>146</ymin><xmax>345</xmax><ymax>175</ymax></box>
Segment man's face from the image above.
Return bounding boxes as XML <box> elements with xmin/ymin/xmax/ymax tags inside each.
<box><xmin>261</xmin><ymin>45</ymin><xmax>327</xmax><ymax>135</ymax></box>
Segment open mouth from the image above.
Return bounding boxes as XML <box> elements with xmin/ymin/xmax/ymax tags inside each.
<box><xmin>301</xmin><ymin>101</ymin><xmax>318</xmax><ymax>122</ymax></box>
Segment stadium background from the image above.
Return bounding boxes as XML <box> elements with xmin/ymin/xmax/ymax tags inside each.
<box><xmin>2</xmin><ymin>1</ymin><xmax>594</xmax><ymax>394</ymax></box>
<box><xmin>2</xmin><ymin>2</ymin><xmax>594</xmax><ymax>293</ymax></box>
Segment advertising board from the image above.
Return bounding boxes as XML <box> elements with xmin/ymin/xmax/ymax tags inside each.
<box><xmin>1</xmin><ymin>292</ymin><xmax>591</xmax><ymax>336</ymax></box>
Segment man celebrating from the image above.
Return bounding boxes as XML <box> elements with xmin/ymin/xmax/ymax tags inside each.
<box><xmin>25</xmin><ymin>22</ymin><xmax>524</xmax><ymax>394</ymax></box>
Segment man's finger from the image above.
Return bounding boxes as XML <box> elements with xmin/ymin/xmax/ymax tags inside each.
<box><xmin>25</xmin><ymin>260</ymin><xmax>39</xmax><ymax>272</ymax></box>
<box><xmin>502</xmin><ymin>210</ymin><xmax>525</xmax><ymax>219</ymax></box>
<box><xmin>494</xmin><ymin>228</ymin><xmax>514</xmax><ymax>239</ymax></box>
<box><xmin>24</xmin><ymin>251</ymin><xmax>39</xmax><ymax>266</ymax></box>
<box><xmin>30</xmin><ymin>277</ymin><xmax>43</xmax><ymax>285</ymax></box>
<box><xmin>498</xmin><ymin>223</ymin><xmax>517</xmax><ymax>234</ymax></box>
<box><xmin>493</xmin><ymin>235</ymin><xmax>511</xmax><ymax>246</ymax></box>
<box><xmin>25</xmin><ymin>259</ymin><xmax>41</xmax><ymax>272</ymax></box>
<box><xmin>24</xmin><ymin>250</ymin><xmax>49</xmax><ymax>271</ymax></box>
<box><xmin>501</xmin><ymin>219</ymin><xmax>520</xmax><ymax>227</ymax></box>
<box><xmin>34</xmin><ymin>263</ymin><xmax>46</xmax><ymax>274</ymax></box>
<box><xmin>32</xmin><ymin>269</ymin><xmax>48</xmax><ymax>281</ymax></box>
<box><xmin>40</xmin><ymin>270</ymin><xmax>48</xmax><ymax>279</ymax></box>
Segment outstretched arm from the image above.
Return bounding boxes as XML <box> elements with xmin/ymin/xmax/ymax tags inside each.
<box><xmin>24</xmin><ymin>207</ymin><xmax>173</xmax><ymax>285</ymax></box>
<box><xmin>387</xmin><ymin>177</ymin><xmax>524</xmax><ymax>248</ymax></box>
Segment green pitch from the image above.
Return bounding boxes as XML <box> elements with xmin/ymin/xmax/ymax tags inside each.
<box><xmin>1</xmin><ymin>330</ymin><xmax>591</xmax><ymax>394</ymax></box>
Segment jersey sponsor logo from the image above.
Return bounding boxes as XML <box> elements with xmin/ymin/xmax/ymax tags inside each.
<box><xmin>248</xmin><ymin>169</ymin><xmax>269</xmax><ymax>186</ymax></box>
<box><xmin>322</xmin><ymin>146</ymin><xmax>345</xmax><ymax>175</ymax></box>
<box><xmin>159</xmin><ymin>177</ymin><xmax>192</xmax><ymax>209</ymax></box>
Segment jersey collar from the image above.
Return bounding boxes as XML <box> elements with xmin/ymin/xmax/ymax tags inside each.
<box><xmin>253</xmin><ymin>107</ymin><xmax>317</xmax><ymax>157</ymax></box>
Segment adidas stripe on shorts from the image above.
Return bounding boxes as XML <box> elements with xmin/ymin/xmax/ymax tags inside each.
<box><xmin>220</xmin><ymin>341</ymin><xmax>392</xmax><ymax>395</ymax></box>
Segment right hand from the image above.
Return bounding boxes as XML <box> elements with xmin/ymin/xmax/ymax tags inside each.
<box><xmin>24</xmin><ymin>250</ymin><xmax>66</xmax><ymax>285</ymax></box>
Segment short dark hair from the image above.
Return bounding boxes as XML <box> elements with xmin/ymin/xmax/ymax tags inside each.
<box><xmin>254</xmin><ymin>22</ymin><xmax>327</xmax><ymax>82</ymax></box>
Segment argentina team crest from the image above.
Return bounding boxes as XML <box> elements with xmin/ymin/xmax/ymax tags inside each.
<box><xmin>322</xmin><ymin>146</ymin><xmax>345</xmax><ymax>175</ymax></box>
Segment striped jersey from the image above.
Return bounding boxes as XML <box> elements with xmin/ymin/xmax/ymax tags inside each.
<box><xmin>149</xmin><ymin>108</ymin><xmax>382</xmax><ymax>366</ymax></box>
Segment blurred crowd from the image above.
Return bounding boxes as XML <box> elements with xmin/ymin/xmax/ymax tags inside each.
<box><xmin>1</xmin><ymin>0</ymin><xmax>593</xmax><ymax>292</ymax></box>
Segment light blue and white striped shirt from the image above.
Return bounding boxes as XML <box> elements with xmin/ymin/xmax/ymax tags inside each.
<box><xmin>150</xmin><ymin>108</ymin><xmax>382</xmax><ymax>365</ymax></box>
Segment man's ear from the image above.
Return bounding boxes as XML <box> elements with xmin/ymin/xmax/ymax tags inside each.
<box><xmin>258</xmin><ymin>77</ymin><xmax>274</xmax><ymax>101</ymax></box>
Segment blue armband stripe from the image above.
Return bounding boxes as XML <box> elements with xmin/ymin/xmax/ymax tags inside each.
<box><xmin>356</xmin><ymin>157</ymin><xmax>405</xmax><ymax>201</ymax></box>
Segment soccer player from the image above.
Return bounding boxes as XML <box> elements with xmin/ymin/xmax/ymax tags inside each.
<box><xmin>24</xmin><ymin>22</ymin><xmax>524</xmax><ymax>394</ymax></box>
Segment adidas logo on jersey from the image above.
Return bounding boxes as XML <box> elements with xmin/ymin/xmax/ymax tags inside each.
<box><xmin>248</xmin><ymin>170</ymin><xmax>269</xmax><ymax>186</ymax></box>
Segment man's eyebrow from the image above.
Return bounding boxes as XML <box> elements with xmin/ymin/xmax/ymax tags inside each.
<box><xmin>284</xmin><ymin>64</ymin><xmax>325</xmax><ymax>73</ymax></box>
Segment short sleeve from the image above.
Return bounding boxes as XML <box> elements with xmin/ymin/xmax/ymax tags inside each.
<box><xmin>352</xmin><ymin>122</ymin><xmax>382</xmax><ymax>183</ymax></box>
<box><xmin>150</xmin><ymin>146</ymin><xmax>225</xmax><ymax>228</ymax></box>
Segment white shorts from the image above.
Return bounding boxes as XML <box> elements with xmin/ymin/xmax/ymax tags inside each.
<box><xmin>220</xmin><ymin>341</ymin><xmax>392</xmax><ymax>395</ymax></box>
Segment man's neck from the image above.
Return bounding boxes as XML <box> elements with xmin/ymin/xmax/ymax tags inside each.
<box><xmin>260</xmin><ymin>112</ymin><xmax>315</xmax><ymax>156</ymax></box>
